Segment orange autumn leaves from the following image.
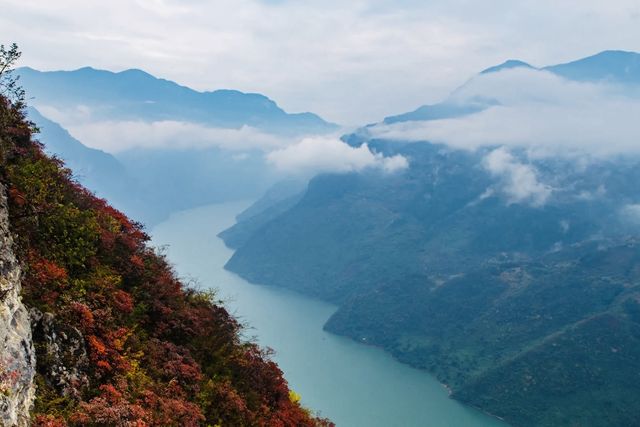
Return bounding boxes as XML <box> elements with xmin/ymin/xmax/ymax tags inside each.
<box><xmin>1</xmin><ymin>94</ymin><xmax>332</xmax><ymax>425</ymax></box>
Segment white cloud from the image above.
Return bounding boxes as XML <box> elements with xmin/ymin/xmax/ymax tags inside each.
<box><xmin>483</xmin><ymin>147</ymin><xmax>551</xmax><ymax>207</ymax></box>
<box><xmin>3</xmin><ymin>0</ymin><xmax>640</xmax><ymax>124</ymax></box>
<box><xmin>266</xmin><ymin>137</ymin><xmax>408</xmax><ymax>175</ymax></box>
<box><xmin>622</xmin><ymin>204</ymin><xmax>640</xmax><ymax>224</ymax></box>
<box><xmin>64</xmin><ymin>119</ymin><xmax>292</xmax><ymax>153</ymax></box>
<box><xmin>371</xmin><ymin>68</ymin><xmax>640</xmax><ymax>157</ymax></box>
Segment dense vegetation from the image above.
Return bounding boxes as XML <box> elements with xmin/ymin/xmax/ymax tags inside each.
<box><xmin>0</xmin><ymin>54</ymin><xmax>331</xmax><ymax>426</ymax></box>
<box><xmin>223</xmin><ymin>138</ymin><xmax>640</xmax><ymax>426</ymax></box>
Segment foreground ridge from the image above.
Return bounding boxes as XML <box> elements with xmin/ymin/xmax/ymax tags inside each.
<box><xmin>0</xmin><ymin>92</ymin><xmax>332</xmax><ymax>426</ymax></box>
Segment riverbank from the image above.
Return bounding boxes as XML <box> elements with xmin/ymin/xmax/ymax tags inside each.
<box><xmin>151</xmin><ymin>202</ymin><xmax>509</xmax><ymax>427</ymax></box>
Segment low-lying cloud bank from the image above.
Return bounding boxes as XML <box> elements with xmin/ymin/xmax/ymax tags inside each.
<box><xmin>266</xmin><ymin>137</ymin><xmax>408</xmax><ymax>175</ymax></box>
<box><xmin>63</xmin><ymin>120</ymin><xmax>293</xmax><ymax>153</ymax></box>
<box><xmin>483</xmin><ymin>147</ymin><xmax>552</xmax><ymax>207</ymax></box>
<box><xmin>34</xmin><ymin>105</ymin><xmax>408</xmax><ymax>179</ymax></box>
<box><xmin>371</xmin><ymin>68</ymin><xmax>640</xmax><ymax>157</ymax></box>
<box><xmin>622</xmin><ymin>204</ymin><xmax>640</xmax><ymax>224</ymax></box>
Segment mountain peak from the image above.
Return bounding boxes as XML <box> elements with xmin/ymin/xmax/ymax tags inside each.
<box><xmin>18</xmin><ymin>66</ymin><xmax>338</xmax><ymax>133</ymax></box>
<box><xmin>589</xmin><ymin>49</ymin><xmax>639</xmax><ymax>59</ymax></box>
<box><xmin>117</xmin><ymin>68</ymin><xmax>155</xmax><ymax>78</ymax></box>
<box><xmin>480</xmin><ymin>59</ymin><xmax>535</xmax><ymax>75</ymax></box>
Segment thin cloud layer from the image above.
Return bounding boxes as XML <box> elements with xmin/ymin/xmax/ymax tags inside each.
<box><xmin>63</xmin><ymin>119</ymin><xmax>292</xmax><ymax>153</ymax></box>
<box><xmin>4</xmin><ymin>0</ymin><xmax>640</xmax><ymax>124</ymax></box>
<box><xmin>372</xmin><ymin>68</ymin><xmax>640</xmax><ymax>157</ymax></box>
<box><xmin>266</xmin><ymin>137</ymin><xmax>408</xmax><ymax>175</ymax></box>
<box><xmin>483</xmin><ymin>147</ymin><xmax>551</xmax><ymax>207</ymax></box>
<box><xmin>622</xmin><ymin>204</ymin><xmax>640</xmax><ymax>224</ymax></box>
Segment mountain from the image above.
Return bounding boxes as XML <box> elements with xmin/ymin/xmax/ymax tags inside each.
<box><xmin>383</xmin><ymin>101</ymin><xmax>487</xmax><ymax>124</ymax></box>
<box><xmin>544</xmin><ymin>50</ymin><xmax>640</xmax><ymax>84</ymax></box>
<box><xmin>26</xmin><ymin>107</ymin><xmax>137</xmax><ymax>209</ymax></box>
<box><xmin>219</xmin><ymin>178</ymin><xmax>308</xmax><ymax>249</ymax></box>
<box><xmin>27</xmin><ymin>107</ymin><xmax>275</xmax><ymax>226</ymax></box>
<box><xmin>1</xmin><ymin>91</ymin><xmax>332</xmax><ymax>425</ymax></box>
<box><xmin>224</xmin><ymin>141</ymin><xmax>640</xmax><ymax>427</ymax></box>
<box><xmin>18</xmin><ymin>66</ymin><xmax>337</xmax><ymax>134</ymax></box>
<box><xmin>480</xmin><ymin>59</ymin><xmax>535</xmax><ymax>74</ymax></box>
<box><xmin>384</xmin><ymin>50</ymin><xmax>640</xmax><ymax>125</ymax></box>
<box><xmin>220</xmin><ymin>52</ymin><xmax>640</xmax><ymax>427</ymax></box>
<box><xmin>19</xmin><ymin>67</ymin><xmax>338</xmax><ymax>226</ymax></box>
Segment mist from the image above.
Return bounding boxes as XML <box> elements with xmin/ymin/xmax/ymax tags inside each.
<box><xmin>371</xmin><ymin>67</ymin><xmax>640</xmax><ymax>158</ymax></box>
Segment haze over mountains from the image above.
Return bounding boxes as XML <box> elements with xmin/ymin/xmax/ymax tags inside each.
<box><xmin>11</xmin><ymin>49</ymin><xmax>640</xmax><ymax>426</ymax></box>
<box><xmin>383</xmin><ymin>50</ymin><xmax>640</xmax><ymax>131</ymax></box>
<box><xmin>19</xmin><ymin>66</ymin><xmax>336</xmax><ymax>135</ymax></box>
<box><xmin>221</xmin><ymin>50</ymin><xmax>640</xmax><ymax>427</ymax></box>
<box><xmin>18</xmin><ymin>66</ymin><xmax>340</xmax><ymax>224</ymax></box>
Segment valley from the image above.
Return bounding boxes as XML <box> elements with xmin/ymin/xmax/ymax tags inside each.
<box><xmin>151</xmin><ymin>201</ymin><xmax>509</xmax><ymax>427</ymax></box>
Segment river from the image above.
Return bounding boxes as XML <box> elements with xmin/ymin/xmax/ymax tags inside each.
<box><xmin>151</xmin><ymin>201</ymin><xmax>509</xmax><ymax>427</ymax></box>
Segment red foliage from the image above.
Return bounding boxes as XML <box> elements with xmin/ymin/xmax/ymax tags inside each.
<box><xmin>33</xmin><ymin>414</ymin><xmax>67</xmax><ymax>427</ymax></box>
<box><xmin>112</xmin><ymin>289</ymin><xmax>134</xmax><ymax>314</ymax></box>
<box><xmin>144</xmin><ymin>340</ymin><xmax>202</xmax><ymax>394</ymax></box>
<box><xmin>23</xmin><ymin>252</ymin><xmax>69</xmax><ymax>306</ymax></box>
<box><xmin>8</xmin><ymin>186</ymin><xmax>26</xmax><ymax>206</ymax></box>
<box><xmin>130</xmin><ymin>254</ymin><xmax>145</xmax><ymax>270</ymax></box>
<box><xmin>0</xmin><ymin>95</ymin><xmax>331</xmax><ymax>426</ymax></box>
<box><xmin>30</xmin><ymin>255</ymin><xmax>69</xmax><ymax>284</ymax></box>
<box><xmin>140</xmin><ymin>389</ymin><xmax>204</xmax><ymax>426</ymax></box>
<box><xmin>87</xmin><ymin>335</ymin><xmax>107</xmax><ymax>357</ymax></box>
<box><xmin>69</xmin><ymin>302</ymin><xmax>95</xmax><ymax>330</ymax></box>
<box><xmin>71</xmin><ymin>384</ymin><xmax>149</xmax><ymax>426</ymax></box>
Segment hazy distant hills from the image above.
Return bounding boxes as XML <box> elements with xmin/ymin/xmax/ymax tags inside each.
<box><xmin>19</xmin><ymin>67</ymin><xmax>338</xmax><ymax>225</ymax></box>
<box><xmin>221</xmin><ymin>51</ymin><xmax>640</xmax><ymax>427</ymax></box>
<box><xmin>18</xmin><ymin>66</ymin><xmax>337</xmax><ymax>134</ymax></box>
<box><xmin>26</xmin><ymin>107</ymin><xmax>139</xmax><ymax>208</ymax></box>
<box><xmin>384</xmin><ymin>50</ymin><xmax>640</xmax><ymax>124</ymax></box>
<box><xmin>27</xmin><ymin>107</ymin><xmax>125</xmax><ymax>181</ymax></box>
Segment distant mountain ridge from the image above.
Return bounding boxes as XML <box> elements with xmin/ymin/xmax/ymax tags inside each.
<box><xmin>220</xmin><ymin>50</ymin><xmax>640</xmax><ymax>427</ymax></box>
<box><xmin>19</xmin><ymin>66</ymin><xmax>340</xmax><ymax>226</ymax></box>
<box><xmin>480</xmin><ymin>59</ymin><xmax>535</xmax><ymax>74</ymax></box>
<box><xmin>384</xmin><ymin>50</ymin><xmax>640</xmax><ymax>124</ymax></box>
<box><xmin>26</xmin><ymin>107</ymin><xmax>132</xmax><ymax>203</ymax></box>
<box><xmin>544</xmin><ymin>50</ymin><xmax>640</xmax><ymax>83</ymax></box>
<box><xmin>26</xmin><ymin>107</ymin><xmax>279</xmax><ymax>226</ymax></box>
<box><xmin>18</xmin><ymin>66</ymin><xmax>338</xmax><ymax>134</ymax></box>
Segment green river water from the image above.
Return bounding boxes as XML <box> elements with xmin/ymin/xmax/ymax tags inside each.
<box><xmin>151</xmin><ymin>201</ymin><xmax>509</xmax><ymax>427</ymax></box>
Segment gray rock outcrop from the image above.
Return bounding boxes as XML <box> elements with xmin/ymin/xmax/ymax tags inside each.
<box><xmin>30</xmin><ymin>309</ymin><xmax>89</xmax><ymax>399</ymax></box>
<box><xmin>1</xmin><ymin>183</ymin><xmax>36</xmax><ymax>427</ymax></box>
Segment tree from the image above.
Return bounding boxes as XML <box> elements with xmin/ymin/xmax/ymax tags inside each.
<box><xmin>0</xmin><ymin>43</ymin><xmax>25</xmax><ymax>108</ymax></box>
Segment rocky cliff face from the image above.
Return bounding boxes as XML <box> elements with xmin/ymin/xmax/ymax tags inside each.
<box><xmin>0</xmin><ymin>182</ymin><xmax>36</xmax><ymax>427</ymax></box>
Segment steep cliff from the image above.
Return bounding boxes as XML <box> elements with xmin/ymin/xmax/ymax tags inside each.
<box><xmin>0</xmin><ymin>85</ymin><xmax>331</xmax><ymax>425</ymax></box>
<box><xmin>0</xmin><ymin>182</ymin><xmax>36</xmax><ymax>427</ymax></box>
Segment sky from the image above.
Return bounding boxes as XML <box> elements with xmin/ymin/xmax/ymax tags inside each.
<box><xmin>2</xmin><ymin>0</ymin><xmax>640</xmax><ymax>125</ymax></box>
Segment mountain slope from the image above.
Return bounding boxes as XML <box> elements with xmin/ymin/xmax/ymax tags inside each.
<box><xmin>19</xmin><ymin>66</ymin><xmax>338</xmax><ymax>227</ymax></box>
<box><xmin>0</xmin><ymin>92</ymin><xmax>331</xmax><ymax>425</ymax></box>
<box><xmin>220</xmin><ymin>51</ymin><xmax>640</xmax><ymax>426</ymax></box>
<box><xmin>26</xmin><ymin>108</ymin><xmax>134</xmax><ymax>206</ymax></box>
<box><xmin>223</xmin><ymin>139</ymin><xmax>640</xmax><ymax>426</ymax></box>
<box><xmin>544</xmin><ymin>50</ymin><xmax>640</xmax><ymax>84</ymax></box>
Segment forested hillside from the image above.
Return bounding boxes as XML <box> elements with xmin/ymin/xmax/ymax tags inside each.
<box><xmin>224</xmin><ymin>138</ymin><xmax>640</xmax><ymax>426</ymax></box>
<box><xmin>0</xmin><ymin>53</ymin><xmax>331</xmax><ymax>426</ymax></box>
